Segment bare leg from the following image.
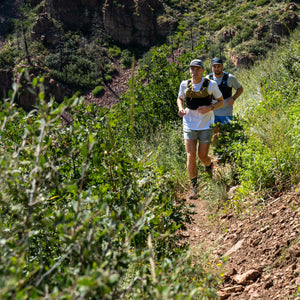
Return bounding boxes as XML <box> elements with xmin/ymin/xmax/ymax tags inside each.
<box><xmin>185</xmin><ymin>139</ymin><xmax>198</xmax><ymax>179</ymax></box>
<box><xmin>198</xmin><ymin>142</ymin><xmax>212</xmax><ymax>167</ymax></box>
<box><xmin>212</xmin><ymin>126</ymin><xmax>220</xmax><ymax>145</ymax></box>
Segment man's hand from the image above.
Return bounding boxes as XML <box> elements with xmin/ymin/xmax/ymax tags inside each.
<box><xmin>178</xmin><ymin>109</ymin><xmax>186</xmax><ymax>117</ymax></box>
<box><xmin>197</xmin><ymin>105</ymin><xmax>211</xmax><ymax>114</ymax></box>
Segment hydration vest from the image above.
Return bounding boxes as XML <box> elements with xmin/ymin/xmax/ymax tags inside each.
<box><xmin>185</xmin><ymin>78</ymin><xmax>213</xmax><ymax>110</ymax></box>
<box><xmin>209</xmin><ymin>72</ymin><xmax>232</xmax><ymax>99</ymax></box>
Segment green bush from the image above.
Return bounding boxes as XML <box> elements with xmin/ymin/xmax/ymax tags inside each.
<box><xmin>0</xmin><ymin>73</ymin><xmax>220</xmax><ymax>299</ymax></box>
<box><xmin>0</xmin><ymin>46</ymin><xmax>21</xmax><ymax>68</ymax></box>
<box><xmin>105</xmin><ymin>74</ymin><xmax>112</xmax><ymax>82</ymax></box>
<box><xmin>109</xmin><ymin>45</ymin><xmax>121</xmax><ymax>57</ymax></box>
<box><xmin>115</xmin><ymin>42</ymin><xmax>206</xmax><ymax>139</ymax></box>
<box><xmin>49</xmin><ymin>54</ymin><xmax>98</xmax><ymax>90</ymax></box>
<box><xmin>121</xmin><ymin>49</ymin><xmax>133</xmax><ymax>69</ymax></box>
<box><xmin>92</xmin><ymin>85</ymin><xmax>104</xmax><ymax>97</ymax></box>
<box><xmin>212</xmin><ymin>116</ymin><xmax>247</xmax><ymax>169</ymax></box>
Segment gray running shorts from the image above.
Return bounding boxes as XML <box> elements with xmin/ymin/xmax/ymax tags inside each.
<box><xmin>183</xmin><ymin>129</ymin><xmax>213</xmax><ymax>143</ymax></box>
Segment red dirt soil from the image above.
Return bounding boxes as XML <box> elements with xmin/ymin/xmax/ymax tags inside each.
<box><xmin>181</xmin><ymin>180</ymin><xmax>300</xmax><ymax>300</ymax></box>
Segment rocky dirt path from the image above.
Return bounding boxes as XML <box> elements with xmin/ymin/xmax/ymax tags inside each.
<box><xmin>181</xmin><ymin>179</ymin><xmax>300</xmax><ymax>300</ymax></box>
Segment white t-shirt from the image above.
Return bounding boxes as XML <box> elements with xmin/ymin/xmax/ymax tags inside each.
<box><xmin>178</xmin><ymin>78</ymin><xmax>222</xmax><ymax>131</ymax></box>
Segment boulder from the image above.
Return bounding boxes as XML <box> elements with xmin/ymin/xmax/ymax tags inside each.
<box><xmin>31</xmin><ymin>13</ymin><xmax>60</xmax><ymax>48</ymax></box>
<box><xmin>230</xmin><ymin>51</ymin><xmax>254</xmax><ymax>68</ymax></box>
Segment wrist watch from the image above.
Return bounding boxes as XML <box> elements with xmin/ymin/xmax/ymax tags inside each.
<box><xmin>211</xmin><ymin>104</ymin><xmax>215</xmax><ymax>111</ymax></box>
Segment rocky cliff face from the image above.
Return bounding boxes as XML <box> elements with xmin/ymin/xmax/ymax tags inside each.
<box><xmin>1</xmin><ymin>0</ymin><xmax>174</xmax><ymax>47</ymax></box>
<box><xmin>103</xmin><ymin>0</ymin><xmax>172</xmax><ymax>47</ymax></box>
<box><xmin>44</xmin><ymin>0</ymin><xmax>174</xmax><ymax>47</ymax></box>
<box><xmin>47</xmin><ymin>0</ymin><xmax>103</xmax><ymax>33</ymax></box>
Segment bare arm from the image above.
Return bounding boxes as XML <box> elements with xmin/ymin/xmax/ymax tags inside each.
<box><xmin>177</xmin><ymin>97</ymin><xmax>186</xmax><ymax>117</ymax></box>
<box><xmin>228</xmin><ymin>85</ymin><xmax>244</xmax><ymax>105</ymax></box>
<box><xmin>197</xmin><ymin>96</ymin><xmax>224</xmax><ymax>114</ymax></box>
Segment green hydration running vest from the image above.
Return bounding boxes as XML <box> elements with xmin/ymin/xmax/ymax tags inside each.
<box><xmin>185</xmin><ymin>78</ymin><xmax>213</xmax><ymax>110</ymax></box>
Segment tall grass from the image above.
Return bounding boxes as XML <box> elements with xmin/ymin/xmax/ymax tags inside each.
<box><xmin>232</xmin><ymin>28</ymin><xmax>300</xmax><ymax>193</ymax></box>
<box><xmin>134</xmin><ymin>121</ymin><xmax>188</xmax><ymax>189</ymax></box>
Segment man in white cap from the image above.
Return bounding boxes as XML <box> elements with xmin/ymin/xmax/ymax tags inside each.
<box><xmin>177</xmin><ymin>59</ymin><xmax>224</xmax><ymax>199</ymax></box>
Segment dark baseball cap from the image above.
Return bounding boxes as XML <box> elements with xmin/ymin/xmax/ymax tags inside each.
<box><xmin>211</xmin><ymin>57</ymin><xmax>223</xmax><ymax>65</ymax></box>
<box><xmin>189</xmin><ymin>59</ymin><xmax>204</xmax><ymax>68</ymax></box>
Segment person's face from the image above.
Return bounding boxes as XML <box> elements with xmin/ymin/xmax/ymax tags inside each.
<box><xmin>189</xmin><ymin>66</ymin><xmax>204</xmax><ymax>80</ymax></box>
<box><xmin>211</xmin><ymin>64</ymin><xmax>223</xmax><ymax>76</ymax></box>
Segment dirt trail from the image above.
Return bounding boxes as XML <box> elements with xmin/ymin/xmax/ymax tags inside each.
<box><xmin>181</xmin><ymin>179</ymin><xmax>300</xmax><ymax>299</ymax></box>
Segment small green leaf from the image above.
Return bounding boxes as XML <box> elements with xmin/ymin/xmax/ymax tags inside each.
<box><xmin>32</xmin><ymin>77</ymin><xmax>38</xmax><ymax>87</ymax></box>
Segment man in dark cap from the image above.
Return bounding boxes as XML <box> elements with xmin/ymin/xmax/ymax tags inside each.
<box><xmin>206</xmin><ymin>57</ymin><xmax>244</xmax><ymax>160</ymax></box>
<box><xmin>177</xmin><ymin>59</ymin><xmax>224</xmax><ymax>199</ymax></box>
<box><xmin>207</xmin><ymin>57</ymin><xmax>243</xmax><ymax>125</ymax></box>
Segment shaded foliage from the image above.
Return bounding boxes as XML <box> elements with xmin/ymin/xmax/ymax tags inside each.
<box><xmin>0</xmin><ymin>72</ymin><xmax>219</xmax><ymax>299</ymax></box>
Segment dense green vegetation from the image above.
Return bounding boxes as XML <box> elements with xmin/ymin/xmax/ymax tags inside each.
<box><xmin>0</xmin><ymin>25</ymin><xmax>299</xmax><ymax>298</ymax></box>
<box><xmin>235</xmin><ymin>33</ymin><xmax>300</xmax><ymax>194</ymax></box>
<box><xmin>0</xmin><ymin>75</ymin><xmax>222</xmax><ymax>298</ymax></box>
<box><xmin>165</xmin><ymin>0</ymin><xmax>296</xmax><ymax>60</ymax></box>
<box><xmin>0</xmin><ymin>0</ymin><xmax>299</xmax><ymax>298</ymax></box>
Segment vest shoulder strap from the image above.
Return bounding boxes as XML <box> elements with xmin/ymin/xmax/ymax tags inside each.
<box><xmin>208</xmin><ymin>72</ymin><xmax>229</xmax><ymax>82</ymax></box>
<box><xmin>186</xmin><ymin>78</ymin><xmax>210</xmax><ymax>89</ymax></box>
<box><xmin>203</xmin><ymin>78</ymin><xmax>210</xmax><ymax>88</ymax></box>
<box><xmin>222</xmin><ymin>72</ymin><xmax>229</xmax><ymax>82</ymax></box>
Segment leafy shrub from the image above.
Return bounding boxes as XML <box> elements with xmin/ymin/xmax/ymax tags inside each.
<box><xmin>49</xmin><ymin>54</ymin><xmax>98</xmax><ymax>90</ymax></box>
<box><xmin>92</xmin><ymin>85</ymin><xmax>104</xmax><ymax>97</ymax></box>
<box><xmin>212</xmin><ymin>116</ymin><xmax>247</xmax><ymax>169</ymax></box>
<box><xmin>246</xmin><ymin>40</ymin><xmax>272</xmax><ymax>56</ymax></box>
<box><xmin>44</xmin><ymin>53</ymin><xmax>61</xmax><ymax>69</ymax></box>
<box><xmin>0</xmin><ymin>47</ymin><xmax>21</xmax><ymax>68</ymax></box>
<box><xmin>239</xmin><ymin>23</ymin><xmax>257</xmax><ymax>41</ymax></box>
<box><xmin>0</xmin><ymin>73</ymin><xmax>220</xmax><ymax>299</ymax></box>
<box><xmin>109</xmin><ymin>45</ymin><xmax>121</xmax><ymax>57</ymax></box>
<box><xmin>115</xmin><ymin>42</ymin><xmax>206</xmax><ymax>139</ymax></box>
<box><xmin>121</xmin><ymin>49</ymin><xmax>133</xmax><ymax>68</ymax></box>
<box><xmin>105</xmin><ymin>74</ymin><xmax>112</xmax><ymax>82</ymax></box>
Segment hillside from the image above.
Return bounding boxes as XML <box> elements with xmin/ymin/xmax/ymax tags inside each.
<box><xmin>0</xmin><ymin>0</ymin><xmax>299</xmax><ymax>109</ymax></box>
